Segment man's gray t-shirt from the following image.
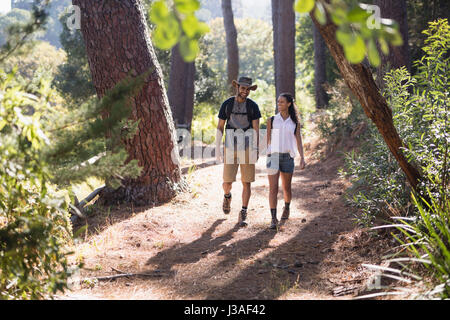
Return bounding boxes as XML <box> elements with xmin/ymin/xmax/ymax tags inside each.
<box><xmin>218</xmin><ymin>97</ymin><xmax>261</xmax><ymax>150</ymax></box>
<box><xmin>228</xmin><ymin>99</ymin><xmax>250</xmax><ymax>130</ymax></box>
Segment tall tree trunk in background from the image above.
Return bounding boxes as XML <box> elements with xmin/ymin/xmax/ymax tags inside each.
<box><xmin>310</xmin><ymin>8</ymin><xmax>421</xmax><ymax>190</ymax></box>
<box><xmin>73</xmin><ymin>0</ymin><xmax>184</xmax><ymax>206</ymax></box>
<box><xmin>374</xmin><ymin>0</ymin><xmax>410</xmax><ymax>88</ymax></box>
<box><xmin>313</xmin><ymin>24</ymin><xmax>328</xmax><ymax>109</ymax></box>
<box><xmin>221</xmin><ymin>0</ymin><xmax>239</xmax><ymax>94</ymax></box>
<box><xmin>272</xmin><ymin>0</ymin><xmax>296</xmax><ymax>110</ymax></box>
<box><xmin>168</xmin><ymin>44</ymin><xmax>195</xmax><ymax>131</ymax></box>
<box><xmin>271</xmin><ymin>0</ymin><xmax>280</xmax><ymax>102</ymax></box>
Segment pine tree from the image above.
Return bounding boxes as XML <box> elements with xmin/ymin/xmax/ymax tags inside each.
<box><xmin>222</xmin><ymin>0</ymin><xmax>239</xmax><ymax>94</ymax></box>
<box><xmin>73</xmin><ymin>0</ymin><xmax>185</xmax><ymax>206</ymax></box>
<box><xmin>168</xmin><ymin>44</ymin><xmax>195</xmax><ymax>130</ymax></box>
<box><xmin>313</xmin><ymin>23</ymin><xmax>328</xmax><ymax>108</ymax></box>
<box><xmin>272</xmin><ymin>0</ymin><xmax>296</xmax><ymax>105</ymax></box>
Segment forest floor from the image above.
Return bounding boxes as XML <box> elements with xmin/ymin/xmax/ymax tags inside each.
<box><xmin>58</xmin><ymin>130</ymin><xmax>414</xmax><ymax>300</ymax></box>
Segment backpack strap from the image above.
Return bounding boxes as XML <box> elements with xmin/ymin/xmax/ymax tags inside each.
<box><xmin>225</xmin><ymin>97</ymin><xmax>235</xmax><ymax>121</ymax></box>
<box><xmin>225</xmin><ymin>97</ymin><xmax>255</xmax><ymax>131</ymax></box>
<box><xmin>224</xmin><ymin>97</ymin><xmax>234</xmax><ymax>130</ymax></box>
<box><xmin>245</xmin><ymin>99</ymin><xmax>255</xmax><ymax>129</ymax></box>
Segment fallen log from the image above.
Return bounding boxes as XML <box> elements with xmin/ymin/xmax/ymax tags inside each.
<box><xmin>78</xmin><ymin>185</ymin><xmax>106</xmax><ymax>208</ymax></box>
<box><xmin>70</xmin><ymin>185</ymin><xmax>105</xmax><ymax>224</ymax></box>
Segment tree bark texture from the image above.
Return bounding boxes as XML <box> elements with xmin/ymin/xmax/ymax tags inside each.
<box><xmin>313</xmin><ymin>23</ymin><xmax>328</xmax><ymax>109</ymax></box>
<box><xmin>310</xmin><ymin>8</ymin><xmax>421</xmax><ymax>189</ymax></box>
<box><xmin>271</xmin><ymin>0</ymin><xmax>279</xmax><ymax>101</ymax></box>
<box><xmin>221</xmin><ymin>0</ymin><xmax>239</xmax><ymax>94</ymax></box>
<box><xmin>73</xmin><ymin>0</ymin><xmax>185</xmax><ymax>206</ymax></box>
<box><xmin>272</xmin><ymin>0</ymin><xmax>296</xmax><ymax>109</ymax></box>
<box><xmin>168</xmin><ymin>44</ymin><xmax>195</xmax><ymax>130</ymax></box>
<box><xmin>374</xmin><ymin>0</ymin><xmax>410</xmax><ymax>88</ymax></box>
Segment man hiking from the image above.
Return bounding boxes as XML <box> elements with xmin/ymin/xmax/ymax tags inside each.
<box><xmin>216</xmin><ymin>77</ymin><xmax>261</xmax><ymax>227</ymax></box>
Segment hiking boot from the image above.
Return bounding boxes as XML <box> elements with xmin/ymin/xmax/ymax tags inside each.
<box><xmin>238</xmin><ymin>209</ymin><xmax>248</xmax><ymax>227</ymax></box>
<box><xmin>223</xmin><ymin>194</ymin><xmax>231</xmax><ymax>214</ymax></box>
<box><xmin>270</xmin><ymin>218</ymin><xmax>278</xmax><ymax>230</ymax></box>
<box><xmin>281</xmin><ymin>206</ymin><xmax>290</xmax><ymax>220</ymax></box>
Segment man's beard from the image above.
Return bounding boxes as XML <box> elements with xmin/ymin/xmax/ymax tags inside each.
<box><xmin>238</xmin><ymin>93</ymin><xmax>248</xmax><ymax>100</ymax></box>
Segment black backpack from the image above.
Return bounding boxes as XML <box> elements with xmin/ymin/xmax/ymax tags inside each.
<box><xmin>225</xmin><ymin>97</ymin><xmax>255</xmax><ymax>131</ymax></box>
<box><xmin>270</xmin><ymin>116</ymin><xmax>298</xmax><ymax>134</ymax></box>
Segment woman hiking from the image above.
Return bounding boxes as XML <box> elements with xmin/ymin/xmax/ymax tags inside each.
<box><xmin>266</xmin><ymin>93</ymin><xmax>306</xmax><ymax>229</ymax></box>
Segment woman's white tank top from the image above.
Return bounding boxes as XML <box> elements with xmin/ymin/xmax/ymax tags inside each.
<box><xmin>267</xmin><ymin>113</ymin><xmax>298</xmax><ymax>158</ymax></box>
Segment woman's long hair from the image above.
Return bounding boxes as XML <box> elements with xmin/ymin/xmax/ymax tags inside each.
<box><xmin>279</xmin><ymin>92</ymin><xmax>299</xmax><ymax>125</ymax></box>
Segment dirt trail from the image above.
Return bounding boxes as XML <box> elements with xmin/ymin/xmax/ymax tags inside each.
<box><xmin>61</xmin><ymin>137</ymin><xmax>393</xmax><ymax>300</ymax></box>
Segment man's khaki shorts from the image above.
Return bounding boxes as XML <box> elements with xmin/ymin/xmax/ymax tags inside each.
<box><xmin>223</xmin><ymin>147</ymin><xmax>257</xmax><ymax>183</ymax></box>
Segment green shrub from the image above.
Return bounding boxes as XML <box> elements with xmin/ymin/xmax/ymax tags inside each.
<box><xmin>316</xmin><ymin>79</ymin><xmax>366</xmax><ymax>145</ymax></box>
<box><xmin>340</xmin><ymin>19</ymin><xmax>449</xmax><ymax>298</ymax></box>
<box><xmin>392</xmin><ymin>189</ymin><xmax>449</xmax><ymax>298</ymax></box>
<box><xmin>343</xmin><ymin>19</ymin><xmax>449</xmax><ymax>227</ymax></box>
<box><xmin>0</xmin><ymin>69</ymin><xmax>75</xmax><ymax>299</ymax></box>
<box><xmin>192</xmin><ymin>102</ymin><xmax>217</xmax><ymax>145</ymax></box>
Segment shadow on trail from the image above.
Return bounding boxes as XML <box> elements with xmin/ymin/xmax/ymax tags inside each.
<box><xmin>145</xmin><ymin>219</ymin><xmax>242</xmax><ymax>273</ymax></box>
<box><xmin>203</xmin><ymin>162</ymin><xmax>354</xmax><ymax>299</ymax></box>
<box><xmin>204</xmin><ymin>217</ymin><xmax>341</xmax><ymax>299</ymax></box>
<box><xmin>142</xmin><ymin>158</ymin><xmax>355</xmax><ymax>299</ymax></box>
<box><xmin>144</xmin><ymin>218</ymin><xmax>280</xmax><ymax>297</ymax></box>
<box><xmin>205</xmin><ymin>177</ymin><xmax>354</xmax><ymax>300</ymax></box>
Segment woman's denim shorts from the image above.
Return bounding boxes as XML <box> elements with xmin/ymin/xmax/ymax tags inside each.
<box><xmin>266</xmin><ymin>153</ymin><xmax>294</xmax><ymax>174</ymax></box>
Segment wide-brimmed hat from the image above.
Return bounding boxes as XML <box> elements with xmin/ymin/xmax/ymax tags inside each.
<box><xmin>232</xmin><ymin>76</ymin><xmax>257</xmax><ymax>91</ymax></box>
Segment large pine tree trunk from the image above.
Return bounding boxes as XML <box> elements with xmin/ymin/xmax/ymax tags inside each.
<box><xmin>221</xmin><ymin>0</ymin><xmax>239</xmax><ymax>94</ymax></box>
<box><xmin>272</xmin><ymin>0</ymin><xmax>296</xmax><ymax>107</ymax></box>
<box><xmin>374</xmin><ymin>0</ymin><xmax>410</xmax><ymax>88</ymax></box>
<box><xmin>313</xmin><ymin>24</ymin><xmax>328</xmax><ymax>109</ymax></box>
<box><xmin>168</xmin><ymin>44</ymin><xmax>195</xmax><ymax>130</ymax></box>
<box><xmin>73</xmin><ymin>0</ymin><xmax>185</xmax><ymax>206</ymax></box>
<box><xmin>310</xmin><ymin>8</ymin><xmax>421</xmax><ymax>189</ymax></box>
<box><xmin>271</xmin><ymin>0</ymin><xmax>280</xmax><ymax>102</ymax></box>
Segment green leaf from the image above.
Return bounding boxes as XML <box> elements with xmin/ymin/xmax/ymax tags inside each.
<box><xmin>152</xmin><ymin>16</ymin><xmax>181</xmax><ymax>50</ymax></box>
<box><xmin>336</xmin><ymin>28</ymin><xmax>353</xmax><ymax>46</ymax></box>
<box><xmin>391</xmin><ymin>30</ymin><xmax>404</xmax><ymax>46</ymax></box>
<box><xmin>330</xmin><ymin>7</ymin><xmax>347</xmax><ymax>26</ymax></box>
<box><xmin>384</xmin><ymin>25</ymin><xmax>403</xmax><ymax>46</ymax></box>
<box><xmin>179</xmin><ymin>36</ymin><xmax>199</xmax><ymax>62</ymax></box>
<box><xmin>343</xmin><ymin>34</ymin><xmax>366</xmax><ymax>64</ymax></box>
<box><xmin>181</xmin><ymin>15</ymin><xmax>209</xmax><ymax>41</ymax></box>
<box><xmin>314</xmin><ymin>2</ymin><xmax>327</xmax><ymax>25</ymax></box>
<box><xmin>367</xmin><ymin>38</ymin><xmax>381</xmax><ymax>67</ymax></box>
<box><xmin>379</xmin><ymin>37</ymin><xmax>389</xmax><ymax>55</ymax></box>
<box><xmin>149</xmin><ymin>0</ymin><xmax>170</xmax><ymax>25</ymax></box>
<box><xmin>196</xmin><ymin>21</ymin><xmax>210</xmax><ymax>37</ymax></box>
<box><xmin>181</xmin><ymin>14</ymin><xmax>199</xmax><ymax>38</ymax></box>
<box><xmin>294</xmin><ymin>0</ymin><xmax>315</xmax><ymax>13</ymax></box>
<box><xmin>174</xmin><ymin>0</ymin><xmax>200</xmax><ymax>14</ymax></box>
<box><xmin>359</xmin><ymin>24</ymin><xmax>373</xmax><ymax>39</ymax></box>
<box><xmin>347</xmin><ymin>6</ymin><xmax>370</xmax><ymax>23</ymax></box>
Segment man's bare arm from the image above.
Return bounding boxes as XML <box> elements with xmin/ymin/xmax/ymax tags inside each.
<box><xmin>216</xmin><ymin>119</ymin><xmax>226</xmax><ymax>162</ymax></box>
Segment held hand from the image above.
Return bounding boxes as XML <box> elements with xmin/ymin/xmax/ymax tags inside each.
<box><xmin>299</xmin><ymin>157</ymin><xmax>306</xmax><ymax>170</ymax></box>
